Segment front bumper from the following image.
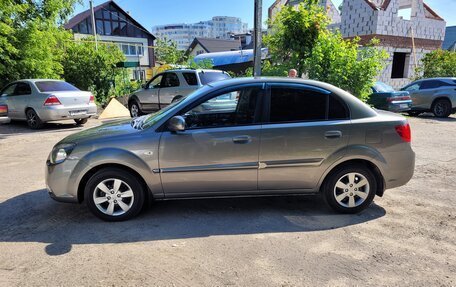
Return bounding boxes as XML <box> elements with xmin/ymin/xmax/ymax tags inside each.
<box><xmin>45</xmin><ymin>157</ymin><xmax>89</xmax><ymax>203</ymax></box>
<box><xmin>38</xmin><ymin>104</ymin><xmax>97</xmax><ymax>122</ymax></box>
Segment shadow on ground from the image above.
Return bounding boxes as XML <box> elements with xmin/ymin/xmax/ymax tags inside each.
<box><xmin>0</xmin><ymin>189</ymin><xmax>386</xmax><ymax>256</ymax></box>
<box><xmin>0</xmin><ymin>120</ymin><xmax>84</xmax><ymax>137</ymax></box>
<box><xmin>411</xmin><ymin>113</ymin><xmax>456</xmax><ymax>122</ymax></box>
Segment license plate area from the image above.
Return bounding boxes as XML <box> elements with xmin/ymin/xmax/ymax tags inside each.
<box><xmin>69</xmin><ymin>110</ymin><xmax>87</xmax><ymax>116</ymax></box>
<box><xmin>399</xmin><ymin>104</ymin><xmax>409</xmax><ymax>109</ymax></box>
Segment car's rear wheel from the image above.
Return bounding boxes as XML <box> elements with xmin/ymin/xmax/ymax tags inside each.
<box><xmin>323</xmin><ymin>164</ymin><xmax>377</xmax><ymax>214</ymax></box>
<box><xmin>74</xmin><ymin>118</ymin><xmax>88</xmax><ymax>125</ymax></box>
<box><xmin>432</xmin><ymin>99</ymin><xmax>452</xmax><ymax>118</ymax></box>
<box><xmin>84</xmin><ymin>168</ymin><xmax>145</xmax><ymax>221</ymax></box>
<box><xmin>129</xmin><ymin>101</ymin><xmax>142</xmax><ymax>118</ymax></box>
<box><xmin>26</xmin><ymin>109</ymin><xmax>44</xmax><ymax>129</ymax></box>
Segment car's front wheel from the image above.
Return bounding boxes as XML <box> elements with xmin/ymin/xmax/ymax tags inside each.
<box><xmin>432</xmin><ymin>98</ymin><xmax>452</xmax><ymax>118</ymax></box>
<box><xmin>129</xmin><ymin>101</ymin><xmax>142</xmax><ymax>118</ymax></box>
<box><xmin>84</xmin><ymin>168</ymin><xmax>145</xmax><ymax>221</ymax></box>
<box><xmin>323</xmin><ymin>165</ymin><xmax>377</xmax><ymax>214</ymax></box>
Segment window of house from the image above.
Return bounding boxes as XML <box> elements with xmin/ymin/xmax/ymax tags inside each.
<box><xmin>391</xmin><ymin>52</ymin><xmax>410</xmax><ymax>79</ymax></box>
<box><xmin>269</xmin><ymin>87</ymin><xmax>327</xmax><ymax>123</ymax></box>
<box><xmin>181</xmin><ymin>86</ymin><xmax>261</xmax><ymax>129</ymax></box>
<box><xmin>183</xmin><ymin>72</ymin><xmax>198</xmax><ymax>86</ymax></box>
<box><xmin>104</xmin><ymin>21</ymin><xmax>111</xmax><ymax>35</ymax></box>
<box><xmin>96</xmin><ymin>19</ymin><xmax>104</xmax><ymax>34</ymax></box>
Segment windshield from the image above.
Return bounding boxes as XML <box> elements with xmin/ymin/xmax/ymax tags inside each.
<box><xmin>373</xmin><ymin>82</ymin><xmax>395</xmax><ymax>93</ymax></box>
<box><xmin>35</xmin><ymin>81</ymin><xmax>79</xmax><ymax>92</ymax></box>
<box><xmin>198</xmin><ymin>71</ymin><xmax>231</xmax><ymax>85</ymax></box>
<box><xmin>138</xmin><ymin>85</ymin><xmax>213</xmax><ymax>130</ymax></box>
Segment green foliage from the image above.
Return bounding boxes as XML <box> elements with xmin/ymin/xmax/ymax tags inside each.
<box><xmin>0</xmin><ymin>0</ymin><xmax>80</xmax><ymax>88</ymax></box>
<box><xmin>155</xmin><ymin>37</ymin><xmax>185</xmax><ymax>64</ymax></box>
<box><xmin>62</xmin><ymin>40</ymin><xmax>126</xmax><ymax>104</ymax></box>
<box><xmin>264</xmin><ymin>0</ymin><xmax>387</xmax><ymax>100</ymax></box>
<box><xmin>264</xmin><ymin>1</ymin><xmax>329</xmax><ymax>75</ymax></box>
<box><xmin>306</xmin><ymin>33</ymin><xmax>388</xmax><ymax>100</ymax></box>
<box><xmin>415</xmin><ymin>50</ymin><xmax>456</xmax><ymax>79</ymax></box>
<box><xmin>186</xmin><ymin>56</ymin><xmax>214</xmax><ymax>69</ymax></box>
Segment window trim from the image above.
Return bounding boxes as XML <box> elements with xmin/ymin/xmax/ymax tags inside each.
<box><xmin>264</xmin><ymin>83</ymin><xmax>350</xmax><ymax>125</ymax></box>
<box><xmin>158</xmin><ymin>83</ymin><xmax>265</xmax><ymax>132</ymax></box>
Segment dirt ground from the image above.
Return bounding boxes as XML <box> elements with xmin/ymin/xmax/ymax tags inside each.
<box><xmin>0</xmin><ymin>115</ymin><xmax>455</xmax><ymax>287</ymax></box>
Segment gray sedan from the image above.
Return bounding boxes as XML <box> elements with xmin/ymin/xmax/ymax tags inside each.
<box><xmin>0</xmin><ymin>79</ymin><xmax>97</xmax><ymax>128</ymax></box>
<box><xmin>46</xmin><ymin>77</ymin><xmax>415</xmax><ymax>221</ymax></box>
<box><xmin>401</xmin><ymin>77</ymin><xmax>456</xmax><ymax>117</ymax></box>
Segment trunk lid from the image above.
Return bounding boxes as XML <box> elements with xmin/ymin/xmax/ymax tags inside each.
<box><xmin>44</xmin><ymin>91</ymin><xmax>92</xmax><ymax>107</ymax></box>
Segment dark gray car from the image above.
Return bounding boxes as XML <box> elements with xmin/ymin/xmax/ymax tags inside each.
<box><xmin>401</xmin><ymin>77</ymin><xmax>456</xmax><ymax>117</ymax></box>
<box><xmin>46</xmin><ymin>78</ymin><xmax>415</xmax><ymax>221</ymax></box>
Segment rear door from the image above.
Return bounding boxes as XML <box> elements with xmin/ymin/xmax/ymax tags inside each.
<box><xmin>258</xmin><ymin>84</ymin><xmax>351</xmax><ymax>192</ymax></box>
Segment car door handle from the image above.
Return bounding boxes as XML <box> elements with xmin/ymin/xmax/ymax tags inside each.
<box><xmin>232</xmin><ymin>135</ymin><xmax>251</xmax><ymax>144</ymax></box>
<box><xmin>324</xmin><ymin>131</ymin><xmax>342</xmax><ymax>139</ymax></box>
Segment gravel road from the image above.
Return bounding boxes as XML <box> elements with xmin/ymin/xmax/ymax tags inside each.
<box><xmin>0</xmin><ymin>115</ymin><xmax>455</xmax><ymax>286</ymax></box>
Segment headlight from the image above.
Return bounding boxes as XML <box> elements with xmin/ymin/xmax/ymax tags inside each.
<box><xmin>50</xmin><ymin>144</ymin><xmax>76</xmax><ymax>164</ymax></box>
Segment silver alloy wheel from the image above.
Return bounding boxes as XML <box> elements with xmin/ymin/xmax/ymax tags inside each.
<box><xmin>130</xmin><ymin>104</ymin><xmax>139</xmax><ymax>118</ymax></box>
<box><xmin>333</xmin><ymin>172</ymin><xmax>370</xmax><ymax>208</ymax></box>
<box><xmin>27</xmin><ymin>111</ymin><xmax>37</xmax><ymax>127</ymax></box>
<box><xmin>93</xmin><ymin>178</ymin><xmax>135</xmax><ymax>216</ymax></box>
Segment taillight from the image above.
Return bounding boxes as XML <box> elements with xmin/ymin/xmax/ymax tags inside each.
<box><xmin>44</xmin><ymin>95</ymin><xmax>62</xmax><ymax>106</ymax></box>
<box><xmin>395</xmin><ymin>123</ymin><xmax>411</xmax><ymax>142</ymax></box>
<box><xmin>89</xmin><ymin>94</ymin><xmax>95</xmax><ymax>104</ymax></box>
<box><xmin>0</xmin><ymin>105</ymin><xmax>7</xmax><ymax>114</ymax></box>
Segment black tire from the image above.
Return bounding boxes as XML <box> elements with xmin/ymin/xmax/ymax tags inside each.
<box><xmin>129</xmin><ymin>100</ymin><xmax>142</xmax><ymax>118</ymax></box>
<box><xmin>26</xmin><ymin>109</ymin><xmax>44</xmax><ymax>129</ymax></box>
<box><xmin>171</xmin><ymin>95</ymin><xmax>183</xmax><ymax>103</ymax></box>
<box><xmin>432</xmin><ymin>98</ymin><xmax>452</xmax><ymax>118</ymax></box>
<box><xmin>407</xmin><ymin>111</ymin><xmax>421</xmax><ymax>117</ymax></box>
<box><xmin>84</xmin><ymin>168</ymin><xmax>145</xmax><ymax>221</ymax></box>
<box><xmin>74</xmin><ymin>118</ymin><xmax>88</xmax><ymax>125</ymax></box>
<box><xmin>323</xmin><ymin>164</ymin><xmax>377</xmax><ymax>214</ymax></box>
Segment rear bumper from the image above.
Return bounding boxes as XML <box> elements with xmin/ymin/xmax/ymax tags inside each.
<box><xmin>382</xmin><ymin>148</ymin><xmax>415</xmax><ymax>190</ymax></box>
<box><xmin>37</xmin><ymin>104</ymin><xmax>97</xmax><ymax>122</ymax></box>
<box><xmin>0</xmin><ymin>116</ymin><xmax>10</xmax><ymax>124</ymax></box>
<box><xmin>387</xmin><ymin>101</ymin><xmax>412</xmax><ymax>112</ymax></box>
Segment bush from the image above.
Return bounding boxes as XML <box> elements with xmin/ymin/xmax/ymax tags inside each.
<box><xmin>415</xmin><ymin>50</ymin><xmax>456</xmax><ymax>79</ymax></box>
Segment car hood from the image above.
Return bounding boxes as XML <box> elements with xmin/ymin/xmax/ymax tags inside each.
<box><xmin>58</xmin><ymin>119</ymin><xmax>139</xmax><ymax>145</ymax></box>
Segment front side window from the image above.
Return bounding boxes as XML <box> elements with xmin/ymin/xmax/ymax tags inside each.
<box><xmin>0</xmin><ymin>84</ymin><xmax>17</xmax><ymax>97</ymax></box>
<box><xmin>269</xmin><ymin>87</ymin><xmax>327</xmax><ymax>123</ymax></box>
<box><xmin>147</xmin><ymin>75</ymin><xmax>163</xmax><ymax>89</ymax></box>
<box><xmin>180</xmin><ymin>86</ymin><xmax>261</xmax><ymax>129</ymax></box>
<box><xmin>161</xmin><ymin>73</ymin><xmax>180</xmax><ymax>88</ymax></box>
<box><xmin>404</xmin><ymin>83</ymin><xmax>420</xmax><ymax>92</ymax></box>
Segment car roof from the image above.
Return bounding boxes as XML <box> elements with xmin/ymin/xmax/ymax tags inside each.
<box><xmin>13</xmin><ymin>79</ymin><xmax>65</xmax><ymax>83</ymax></box>
<box><xmin>164</xmin><ymin>68</ymin><xmax>226</xmax><ymax>73</ymax></box>
<box><xmin>206</xmin><ymin>77</ymin><xmax>377</xmax><ymax>119</ymax></box>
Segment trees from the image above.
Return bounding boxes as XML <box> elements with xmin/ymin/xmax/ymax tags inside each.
<box><xmin>416</xmin><ymin>50</ymin><xmax>456</xmax><ymax>79</ymax></box>
<box><xmin>0</xmin><ymin>0</ymin><xmax>79</xmax><ymax>88</ymax></box>
<box><xmin>154</xmin><ymin>37</ymin><xmax>185</xmax><ymax>65</ymax></box>
<box><xmin>264</xmin><ymin>1</ymin><xmax>387</xmax><ymax>100</ymax></box>
<box><xmin>62</xmin><ymin>40</ymin><xmax>126</xmax><ymax>103</ymax></box>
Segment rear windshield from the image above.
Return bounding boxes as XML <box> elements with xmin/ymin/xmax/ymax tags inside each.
<box><xmin>373</xmin><ymin>82</ymin><xmax>395</xmax><ymax>92</ymax></box>
<box><xmin>198</xmin><ymin>71</ymin><xmax>231</xmax><ymax>85</ymax></box>
<box><xmin>35</xmin><ymin>81</ymin><xmax>79</xmax><ymax>92</ymax></box>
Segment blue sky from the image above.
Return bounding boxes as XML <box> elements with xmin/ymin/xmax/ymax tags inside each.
<box><xmin>73</xmin><ymin>0</ymin><xmax>455</xmax><ymax>30</ymax></box>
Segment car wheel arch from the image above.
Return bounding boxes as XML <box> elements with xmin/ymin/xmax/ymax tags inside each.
<box><xmin>128</xmin><ymin>96</ymin><xmax>141</xmax><ymax>108</ymax></box>
<box><xmin>431</xmin><ymin>96</ymin><xmax>452</xmax><ymax>108</ymax></box>
<box><xmin>318</xmin><ymin>157</ymin><xmax>385</xmax><ymax>197</ymax></box>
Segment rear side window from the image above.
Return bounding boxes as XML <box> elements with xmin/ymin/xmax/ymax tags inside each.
<box><xmin>14</xmin><ymin>83</ymin><xmax>32</xmax><ymax>95</ymax></box>
<box><xmin>420</xmin><ymin>80</ymin><xmax>446</xmax><ymax>90</ymax></box>
<box><xmin>183</xmin><ymin>72</ymin><xmax>198</xmax><ymax>86</ymax></box>
<box><xmin>198</xmin><ymin>71</ymin><xmax>230</xmax><ymax>85</ymax></box>
<box><xmin>269</xmin><ymin>87</ymin><xmax>327</xmax><ymax>123</ymax></box>
<box><xmin>35</xmin><ymin>81</ymin><xmax>79</xmax><ymax>92</ymax></box>
<box><xmin>328</xmin><ymin>95</ymin><xmax>349</xmax><ymax>120</ymax></box>
<box><xmin>161</xmin><ymin>73</ymin><xmax>180</xmax><ymax>88</ymax></box>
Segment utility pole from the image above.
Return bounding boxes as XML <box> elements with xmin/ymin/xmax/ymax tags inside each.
<box><xmin>253</xmin><ymin>0</ymin><xmax>262</xmax><ymax>77</ymax></box>
<box><xmin>90</xmin><ymin>0</ymin><xmax>98</xmax><ymax>50</ymax></box>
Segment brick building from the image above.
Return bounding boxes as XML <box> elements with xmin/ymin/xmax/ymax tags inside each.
<box><xmin>268</xmin><ymin>0</ymin><xmax>446</xmax><ymax>89</ymax></box>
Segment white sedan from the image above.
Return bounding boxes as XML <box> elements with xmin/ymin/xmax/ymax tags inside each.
<box><xmin>0</xmin><ymin>79</ymin><xmax>97</xmax><ymax>129</ymax></box>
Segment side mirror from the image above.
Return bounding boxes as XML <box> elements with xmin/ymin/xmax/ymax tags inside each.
<box><xmin>167</xmin><ymin>116</ymin><xmax>186</xmax><ymax>132</ymax></box>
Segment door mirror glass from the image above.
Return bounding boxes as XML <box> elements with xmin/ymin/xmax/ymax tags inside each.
<box><xmin>168</xmin><ymin>116</ymin><xmax>186</xmax><ymax>132</ymax></box>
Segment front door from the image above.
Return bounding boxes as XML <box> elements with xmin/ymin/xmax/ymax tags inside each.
<box><xmin>158</xmin><ymin>84</ymin><xmax>264</xmax><ymax>197</ymax></box>
<box><xmin>136</xmin><ymin>74</ymin><xmax>162</xmax><ymax>112</ymax></box>
<box><xmin>258</xmin><ymin>84</ymin><xmax>351</xmax><ymax>191</ymax></box>
<box><xmin>158</xmin><ymin>72</ymin><xmax>181</xmax><ymax>106</ymax></box>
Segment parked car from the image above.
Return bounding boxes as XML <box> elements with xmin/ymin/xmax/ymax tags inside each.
<box><xmin>0</xmin><ymin>104</ymin><xmax>10</xmax><ymax>124</ymax></box>
<box><xmin>128</xmin><ymin>69</ymin><xmax>231</xmax><ymax>117</ymax></box>
<box><xmin>0</xmin><ymin>79</ymin><xmax>96</xmax><ymax>129</ymax></box>
<box><xmin>401</xmin><ymin>77</ymin><xmax>456</xmax><ymax>118</ymax></box>
<box><xmin>46</xmin><ymin>77</ymin><xmax>415</xmax><ymax>221</ymax></box>
<box><xmin>368</xmin><ymin>81</ymin><xmax>412</xmax><ymax>112</ymax></box>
